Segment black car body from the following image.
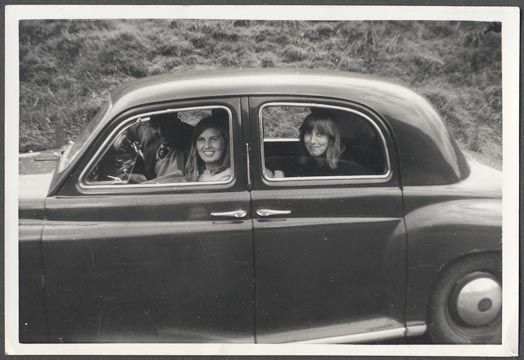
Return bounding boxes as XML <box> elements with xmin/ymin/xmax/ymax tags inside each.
<box><xmin>19</xmin><ymin>70</ymin><xmax>502</xmax><ymax>344</ymax></box>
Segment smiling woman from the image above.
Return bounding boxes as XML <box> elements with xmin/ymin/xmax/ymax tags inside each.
<box><xmin>186</xmin><ymin>111</ymin><xmax>231</xmax><ymax>182</ymax></box>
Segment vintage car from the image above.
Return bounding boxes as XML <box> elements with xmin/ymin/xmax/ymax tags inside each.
<box><xmin>19</xmin><ymin>69</ymin><xmax>502</xmax><ymax>344</ymax></box>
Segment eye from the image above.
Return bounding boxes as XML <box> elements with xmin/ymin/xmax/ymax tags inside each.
<box><xmin>197</xmin><ymin>137</ymin><xmax>205</xmax><ymax>144</ymax></box>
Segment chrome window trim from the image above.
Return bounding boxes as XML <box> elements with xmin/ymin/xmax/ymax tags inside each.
<box><xmin>258</xmin><ymin>102</ymin><xmax>392</xmax><ymax>183</ymax></box>
<box><xmin>78</xmin><ymin>105</ymin><xmax>235</xmax><ymax>191</ymax></box>
<box><xmin>264</xmin><ymin>137</ymin><xmax>299</xmax><ymax>142</ymax></box>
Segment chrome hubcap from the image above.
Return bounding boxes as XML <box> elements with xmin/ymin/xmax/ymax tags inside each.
<box><xmin>455</xmin><ymin>276</ymin><xmax>501</xmax><ymax>327</ymax></box>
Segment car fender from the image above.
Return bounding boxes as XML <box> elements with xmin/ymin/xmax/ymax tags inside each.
<box><xmin>403</xmin><ymin>198</ymin><xmax>501</xmax><ymax>324</ymax></box>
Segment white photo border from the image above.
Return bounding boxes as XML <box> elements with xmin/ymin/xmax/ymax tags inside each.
<box><xmin>5</xmin><ymin>4</ymin><xmax>520</xmax><ymax>356</ymax></box>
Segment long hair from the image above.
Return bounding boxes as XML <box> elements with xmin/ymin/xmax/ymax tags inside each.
<box><xmin>298</xmin><ymin>110</ymin><xmax>345</xmax><ymax>169</ymax></box>
<box><xmin>185</xmin><ymin>112</ymin><xmax>230</xmax><ymax>181</ymax></box>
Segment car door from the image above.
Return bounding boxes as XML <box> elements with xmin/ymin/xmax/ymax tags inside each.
<box><xmin>41</xmin><ymin>99</ymin><xmax>255</xmax><ymax>342</ymax></box>
<box><xmin>249</xmin><ymin>97</ymin><xmax>407</xmax><ymax>343</ymax></box>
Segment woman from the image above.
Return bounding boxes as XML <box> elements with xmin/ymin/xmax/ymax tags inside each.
<box><xmin>185</xmin><ymin>114</ymin><xmax>231</xmax><ymax>182</ymax></box>
<box><xmin>292</xmin><ymin>109</ymin><xmax>368</xmax><ymax>177</ymax></box>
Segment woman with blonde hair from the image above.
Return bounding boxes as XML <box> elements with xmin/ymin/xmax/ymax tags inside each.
<box><xmin>185</xmin><ymin>112</ymin><xmax>231</xmax><ymax>182</ymax></box>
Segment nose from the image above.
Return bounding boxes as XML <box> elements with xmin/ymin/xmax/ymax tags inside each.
<box><xmin>310</xmin><ymin>133</ymin><xmax>319</xmax><ymax>143</ymax></box>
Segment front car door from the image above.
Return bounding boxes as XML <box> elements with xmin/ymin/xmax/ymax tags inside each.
<box><xmin>41</xmin><ymin>99</ymin><xmax>254</xmax><ymax>342</ymax></box>
<box><xmin>249</xmin><ymin>97</ymin><xmax>407</xmax><ymax>343</ymax></box>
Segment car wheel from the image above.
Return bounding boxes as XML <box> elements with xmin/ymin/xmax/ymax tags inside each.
<box><xmin>427</xmin><ymin>253</ymin><xmax>502</xmax><ymax>344</ymax></box>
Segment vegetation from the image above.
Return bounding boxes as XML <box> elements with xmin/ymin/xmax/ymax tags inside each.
<box><xmin>19</xmin><ymin>19</ymin><xmax>501</xmax><ymax>160</ymax></box>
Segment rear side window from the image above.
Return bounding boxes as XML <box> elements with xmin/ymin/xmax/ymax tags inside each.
<box><xmin>260</xmin><ymin>103</ymin><xmax>389</xmax><ymax>180</ymax></box>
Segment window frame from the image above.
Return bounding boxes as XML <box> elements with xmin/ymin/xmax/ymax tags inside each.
<box><xmin>78</xmin><ymin>105</ymin><xmax>235</xmax><ymax>190</ymax></box>
<box><xmin>258</xmin><ymin>102</ymin><xmax>392</xmax><ymax>183</ymax></box>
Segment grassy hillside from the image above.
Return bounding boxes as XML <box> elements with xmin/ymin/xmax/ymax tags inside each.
<box><xmin>19</xmin><ymin>19</ymin><xmax>502</xmax><ymax>160</ymax></box>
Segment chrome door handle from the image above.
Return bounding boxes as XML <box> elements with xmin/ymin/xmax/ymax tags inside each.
<box><xmin>256</xmin><ymin>209</ymin><xmax>291</xmax><ymax>217</ymax></box>
<box><xmin>210</xmin><ymin>209</ymin><xmax>247</xmax><ymax>218</ymax></box>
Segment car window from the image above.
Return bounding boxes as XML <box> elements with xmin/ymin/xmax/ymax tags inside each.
<box><xmin>82</xmin><ymin>106</ymin><xmax>233</xmax><ymax>187</ymax></box>
<box><xmin>260</xmin><ymin>103</ymin><xmax>389</xmax><ymax>180</ymax></box>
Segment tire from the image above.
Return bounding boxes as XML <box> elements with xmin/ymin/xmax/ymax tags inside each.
<box><xmin>427</xmin><ymin>253</ymin><xmax>502</xmax><ymax>344</ymax></box>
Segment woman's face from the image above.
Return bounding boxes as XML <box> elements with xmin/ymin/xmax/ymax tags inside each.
<box><xmin>196</xmin><ymin>127</ymin><xmax>225</xmax><ymax>167</ymax></box>
<box><xmin>304</xmin><ymin>128</ymin><xmax>330</xmax><ymax>158</ymax></box>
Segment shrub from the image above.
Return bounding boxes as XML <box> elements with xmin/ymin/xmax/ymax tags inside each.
<box><xmin>233</xmin><ymin>20</ymin><xmax>250</xmax><ymax>27</ymax></box>
<box><xmin>212</xmin><ymin>30</ymin><xmax>240</xmax><ymax>42</ymax></box>
<box><xmin>282</xmin><ymin>45</ymin><xmax>307</xmax><ymax>62</ymax></box>
<box><xmin>190</xmin><ymin>34</ymin><xmax>212</xmax><ymax>49</ymax></box>
<box><xmin>97</xmin><ymin>32</ymin><xmax>150</xmax><ymax>77</ymax></box>
<box><xmin>253</xmin><ymin>29</ymin><xmax>270</xmax><ymax>43</ymax></box>
<box><xmin>336</xmin><ymin>22</ymin><xmax>365</xmax><ymax>40</ymax></box>
<box><xmin>218</xmin><ymin>53</ymin><xmax>239</xmax><ymax>67</ymax></box>
<box><xmin>55</xmin><ymin>36</ymin><xmax>83</xmax><ymax>62</ymax></box>
<box><xmin>19</xmin><ymin>20</ymin><xmax>67</xmax><ymax>44</ymax></box>
<box><xmin>421</xmin><ymin>22</ymin><xmax>456</xmax><ymax>40</ymax></box>
<box><xmin>338</xmin><ymin>58</ymin><xmax>364</xmax><ymax>72</ymax></box>
<box><xmin>156</xmin><ymin>42</ymin><xmax>181</xmax><ymax>56</ymax></box>
<box><xmin>272</xmin><ymin>34</ymin><xmax>290</xmax><ymax>46</ymax></box>
<box><xmin>260</xmin><ymin>54</ymin><xmax>276</xmax><ymax>68</ymax></box>
<box><xmin>304</xmin><ymin>24</ymin><xmax>336</xmax><ymax>41</ymax></box>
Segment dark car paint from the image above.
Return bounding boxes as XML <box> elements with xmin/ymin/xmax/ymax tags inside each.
<box><xmin>42</xmin><ymin>192</ymin><xmax>254</xmax><ymax>342</ymax></box>
<box><xmin>19</xmin><ymin>173</ymin><xmax>53</xmax><ymax>342</ymax></box>
<box><xmin>18</xmin><ymin>70</ymin><xmax>501</xmax><ymax>343</ymax></box>
<box><xmin>19</xmin><ymin>226</ymin><xmax>48</xmax><ymax>342</ymax></box>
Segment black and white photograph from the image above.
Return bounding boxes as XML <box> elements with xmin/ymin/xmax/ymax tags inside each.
<box><xmin>5</xmin><ymin>4</ymin><xmax>519</xmax><ymax>356</ymax></box>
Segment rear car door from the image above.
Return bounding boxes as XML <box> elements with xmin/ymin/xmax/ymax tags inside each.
<box><xmin>41</xmin><ymin>99</ymin><xmax>255</xmax><ymax>342</ymax></box>
<box><xmin>250</xmin><ymin>97</ymin><xmax>407</xmax><ymax>343</ymax></box>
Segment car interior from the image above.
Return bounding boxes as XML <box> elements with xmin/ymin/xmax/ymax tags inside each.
<box><xmin>263</xmin><ymin>106</ymin><xmax>388</xmax><ymax>177</ymax></box>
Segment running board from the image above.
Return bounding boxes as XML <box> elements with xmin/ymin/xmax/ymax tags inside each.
<box><xmin>293</xmin><ymin>324</ymin><xmax>427</xmax><ymax>344</ymax></box>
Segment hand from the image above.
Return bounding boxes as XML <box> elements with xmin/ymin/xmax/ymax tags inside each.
<box><xmin>273</xmin><ymin>170</ymin><xmax>285</xmax><ymax>178</ymax></box>
<box><xmin>127</xmin><ymin>173</ymin><xmax>147</xmax><ymax>184</ymax></box>
<box><xmin>264</xmin><ymin>168</ymin><xmax>285</xmax><ymax>178</ymax></box>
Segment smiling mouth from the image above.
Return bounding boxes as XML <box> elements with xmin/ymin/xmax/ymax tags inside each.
<box><xmin>201</xmin><ymin>150</ymin><xmax>216</xmax><ymax>157</ymax></box>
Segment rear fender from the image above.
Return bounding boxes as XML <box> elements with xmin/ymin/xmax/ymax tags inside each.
<box><xmin>403</xmin><ymin>199</ymin><xmax>501</xmax><ymax>324</ymax></box>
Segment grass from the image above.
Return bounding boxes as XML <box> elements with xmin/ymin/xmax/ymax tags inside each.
<box><xmin>19</xmin><ymin>19</ymin><xmax>502</xmax><ymax>161</ymax></box>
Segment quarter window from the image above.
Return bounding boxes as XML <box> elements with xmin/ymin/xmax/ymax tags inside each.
<box><xmin>260</xmin><ymin>104</ymin><xmax>388</xmax><ymax>180</ymax></box>
<box><xmin>83</xmin><ymin>106</ymin><xmax>233</xmax><ymax>187</ymax></box>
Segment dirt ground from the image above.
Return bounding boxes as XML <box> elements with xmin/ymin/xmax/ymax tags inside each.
<box><xmin>19</xmin><ymin>150</ymin><xmax>60</xmax><ymax>175</ymax></box>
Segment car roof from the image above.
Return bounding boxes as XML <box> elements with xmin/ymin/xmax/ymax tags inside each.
<box><xmin>109</xmin><ymin>69</ymin><xmax>423</xmax><ymax>119</ymax></box>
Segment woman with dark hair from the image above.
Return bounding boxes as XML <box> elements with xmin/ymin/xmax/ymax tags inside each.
<box><xmin>297</xmin><ymin>110</ymin><xmax>344</xmax><ymax>173</ymax></box>
<box><xmin>291</xmin><ymin>109</ymin><xmax>368</xmax><ymax>177</ymax></box>
<box><xmin>185</xmin><ymin>113</ymin><xmax>231</xmax><ymax>182</ymax></box>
